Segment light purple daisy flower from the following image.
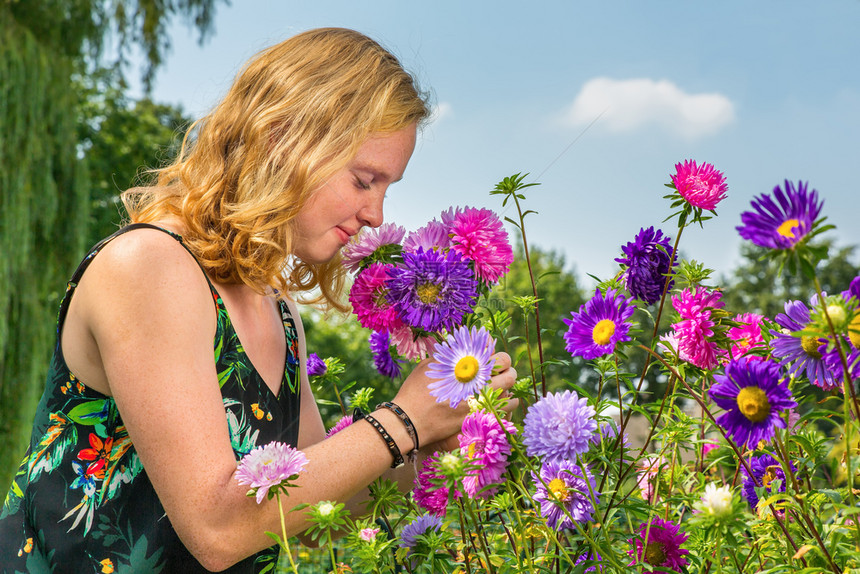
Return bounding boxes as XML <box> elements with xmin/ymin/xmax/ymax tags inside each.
<box><xmin>427</xmin><ymin>326</ymin><xmax>495</xmax><ymax>408</ymax></box>
<box><xmin>708</xmin><ymin>357</ymin><xmax>797</xmax><ymax>449</ymax></box>
<box><xmin>306</xmin><ymin>353</ymin><xmax>327</xmax><ymax>377</ymax></box>
<box><xmin>563</xmin><ymin>288</ymin><xmax>636</xmax><ymax>360</ymax></box>
<box><xmin>736</xmin><ymin>180</ymin><xmax>823</xmax><ymax>250</ymax></box>
<box><xmin>458</xmin><ymin>410</ymin><xmax>517</xmax><ymax>499</ymax></box>
<box><xmin>770</xmin><ymin>298</ymin><xmax>837</xmax><ymax>389</ymax></box>
<box><xmin>369</xmin><ymin>330</ymin><xmax>403</xmax><ymax>378</ymax></box>
<box><xmin>235</xmin><ymin>441</ymin><xmax>309</xmax><ymax>503</ymax></box>
<box><xmin>522</xmin><ymin>390</ymin><xmax>597</xmax><ymax>462</ymax></box>
<box><xmin>532</xmin><ymin>459</ymin><xmax>598</xmax><ymax>530</ymax></box>
<box><xmin>386</xmin><ymin>248</ymin><xmax>478</xmax><ymax>333</ymax></box>
<box><xmin>403</xmin><ymin>220</ymin><xmax>451</xmax><ymax>253</ymax></box>
<box><xmin>341</xmin><ymin>222</ymin><xmax>405</xmax><ymax>273</ymax></box>
<box><xmin>399</xmin><ymin>513</ymin><xmax>443</xmax><ymax>552</ymax></box>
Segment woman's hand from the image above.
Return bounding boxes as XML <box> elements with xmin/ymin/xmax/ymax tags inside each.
<box><xmin>392</xmin><ymin>351</ymin><xmax>518</xmax><ymax>451</ymax></box>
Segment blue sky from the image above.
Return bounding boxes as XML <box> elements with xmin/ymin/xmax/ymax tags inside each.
<box><xmin>133</xmin><ymin>0</ymin><xmax>860</xmax><ymax>287</ymax></box>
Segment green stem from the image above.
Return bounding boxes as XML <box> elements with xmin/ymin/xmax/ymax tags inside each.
<box><xmin>276</xmin><ymin>492</ymin><xmax>300</xmax><ymax>574</ymax></box>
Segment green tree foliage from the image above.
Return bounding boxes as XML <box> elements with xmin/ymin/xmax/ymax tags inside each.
<box><xmin>720</xmin><ymin>241</ymin><xmax>860</xmax><ymax>319</ymax></box>
<box><xmin>76</xmin><ymin>68</ymin><xmax>191</xmax><ymax>248</ymax></box>
<box><xmin>0</xmin><ymin>0</ymin><xmax>222</xmax><ymax>492</ymax></box>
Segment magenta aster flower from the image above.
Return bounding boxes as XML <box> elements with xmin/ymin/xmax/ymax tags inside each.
<box><xmin>403</xmin><ymin>220</ymin><xmax>451</xmax><ymax>253</ymax></box>
<box><xmin>235</xmin><ymin>441</ymin><xmax>309</xmax><ymax>503</ymax></box>
<box><xmin>563</xmin><ymin>288</ymin><xmax>635</xmax><ymax>360</ymax></box>
<box><xmin>441</xmin><ymin>206</ymin><xmax>514</xmax><ymax>284</ymax></box>
<box><xmin>670</xmin><ymin>159</ymin><xmax>728</xmax><ymax>210</ymax></box>
<box><xmin>770</xmin><ymin>298</ymin><xmax>837</xmax><ymax>389</ymax></box>
<box><xmin>306</xmin><ymin>352</ymin><xmax>327</xmax><ymax>377</ymax></box>
<box><xmin>671</xmin><ymin>287</ymin><xmax>726</xmax><ymax>369</ymax></box>
<box><xmin>341</xmin><ymin>222</ymin><xmax>405</xmax><ymax>272</ymax></box>
<box><xmin>736</xmin><ymin>180</ymin><xmax>823</xmax><ymax>250</ymax></box>
<box><xmin>458</xmin><ymin>410</ymin><xmax>517</xmax><ymax>499</ymax></box>
<box><xmin>369</xmin><ymin>330</ymin><xmax>403</xmax><ymax>378</ymax></box>
<box><xmin>399</xmin><ymin>513</ymin><xmax>443</xmax><ymax>553</ymax></box>
<box><xmin>615</xmin><ymin>227</ymin><xmax>676</xmax><ymax>305</ymax></box>
<box><xmin>728</xmin><ymin>313</ymin><xmax>766</xmax><ymax>361</ymax></box>
<box><xmin>628</xmin><ymin>516</ymin><xmax>689</xmax><ymax>572</ymax></box>
<box><xmin>532</xmin><ymin>459</ymin><xmax>598</xmax><ymax>530</ymax></box>
<box><xmin>413</xmin><ymin>452</ymin><xmax>461</xmax><ymax>516</ymax></box>
<box><xmin>389</xmin><ymin>324</ymin><xmax>435</xmax><ymax>361</ymax></box>
<box><xmin>708</xmin><ymin>357</ymin><xmax>797</xmax><ymax>449</ymax></box>
<box><xmin>427</xmin><ymin>325</ymin><xmax>495</xmax><ymax>408</ymax></box>
<box><xmin>349</xmin><ymin>263</ymin><xmax>404</xmax><ymax>333</ymax></box>
<box><xmin>742</xmin><ymin>453</ymin><xmax>796</xmax><ymax>509</ymax></box>
<box><xmin>386</xmin><ymin>248</ymin><xmax>478</xmax><ymax>332</ymax></box>
<box><xmin>522</xmin><ymin>390</ymin><xmax>597</xmax><ymax>462</ymax></box>
<box><xmin>325</xmin><ymin>415</ymin><xmax>354</xmax><ymax>438</ymax></box>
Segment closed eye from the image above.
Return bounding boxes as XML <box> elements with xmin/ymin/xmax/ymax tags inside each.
<box><xmin>354</xmin><ymin>176</ymin><xmax>371</xmax><ymax>191</ymax></box>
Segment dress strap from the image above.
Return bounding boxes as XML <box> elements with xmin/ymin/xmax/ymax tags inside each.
<box><xmin>55</xmin><ymin>223</ymin><xmax>217</xmax><ymax>336</ymax></box>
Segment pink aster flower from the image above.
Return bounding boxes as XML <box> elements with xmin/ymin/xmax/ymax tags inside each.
<box><xmin>728</xmin><ymin>312</ymin><xmax>766</xmax><ymax>360</ymax></box>
<box><xmin>235</xmin><ymin>441</ymin><xmax>309</xmax><ymax>504</ymax></box>
<box><xmin>628</xmin><ymin>516</ymin><xmax>689</xmax><ymax>572</ymax></box>
<box><xmin>636</xmin><ymin>455</ymin><xmax>667</xmax><ymax>504</ymax></box>
<box><xmin>458</xmin><ymin>410</ymin><xmax>517</xmax><ymax>499</ymax></box>
<box><xmin>325</xmin><ymin>415</ymin><xmax>354</xmax><ymax>438</ymax></box>
<box><xmin>349</xmin><ymin>263</ymin><xmax>404</xmax><ymax>333</ymax></box>
<box><xmin>403</xmin><ymin>220</ymin><xmax>451</xmax><ymax>253</ymax></box>
<box><xmin>670</xmin><ymin>159</ymin><xmax>728</xmax><ymax>210</ymax></box>
<box><xmin>413</xmin><ymin>452</ymin><xmax>461</xmax><ymax>516</ymax></box>
<box><xmin>441</xmin><ymin>206</ymin><xmax>514</xmax><ymax>284</ymax></box>
<box><xmin>671</xmin><ymin>287</ymin><xmax>726</xmax><ymax>369</ymax></box>
<box><xmin>389</xmin><ymin>324</ymin><xmax>436</xmax><ymax>361</ymax></box>
<box><xmin>359</xmin><ymin>527</ymin><xmax>380</xmax><ymax>542</ymax></box>
<box><xmin>341</xmin><ymin>222</ymin><xmax>405</xmax><ymax>273</ymax></box>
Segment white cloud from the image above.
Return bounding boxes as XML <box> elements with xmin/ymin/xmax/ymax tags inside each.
<box><xmin>431</xmin><ymin>101</ymin><xmax>453</xmax><ymax>123</ymax></box>
<box><xmin>566</xmin><ymin>77</ymin><xmax>735</xmax><ymax>139</ymax></box>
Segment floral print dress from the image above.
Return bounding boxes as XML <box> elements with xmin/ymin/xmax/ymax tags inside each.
<box><xmin>0</xmin><ymin>224</ymin><xmax>301</xmax><ymax>573</ymax></box>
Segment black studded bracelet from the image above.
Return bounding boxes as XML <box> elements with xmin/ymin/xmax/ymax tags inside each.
<box><xmin>376</xmin><ymin>401</ymin><xmax>419</xmax><ymax>463</ymax></box>
<box><xmin>353</xmin><ymin>408</ymin><xmax>404</xmax><ymax>469</ymax></box>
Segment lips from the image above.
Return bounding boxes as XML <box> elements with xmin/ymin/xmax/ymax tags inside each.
<box><xmin>335</xmin><ymin>226</ymin><xmax>356</xmax><ymax>244</ymax></box>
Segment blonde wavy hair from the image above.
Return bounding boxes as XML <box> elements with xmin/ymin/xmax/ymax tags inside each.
<box><xmin>123</xmin><ymin>27</ymin><xmax>430</xmax><ymax>311</ymax></box>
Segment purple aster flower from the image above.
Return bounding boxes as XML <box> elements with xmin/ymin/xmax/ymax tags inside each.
<box><xmin>369</xmin><ymin>330</ymin><xmax>403</xmax><ymax>378</ymax></box>
<box><xmin>349</xmin><ymin>263</ymin><xmax>404</xmax><ymax>333</ymax></box>
<box><xmin>325</xmin><ymin>415</ymin><xmax>353</xmax><ymax>438</ymax></box>
<box><xmin>823</xmin><ymin>342</ymin><xmax>860</xmax><ymax>390</ymax></box>
<box><xmin>708</xmin><ymin>357</ymin><xmax>797</xmax><ymax>449</ymax></box>
<box><xmin>427</xmin><ymin>325</ymin><xmax>495</xmax><ymax>408</ymax></box>
<box><xmin>736</xmin><ymin>180</ymin><xmax>823</xmax><ymax>250</ymax></box>
<box><xmin>403</xmin><ymin>220</ymin><xmax>451</xmax><ymax>253</ymax></box>
<box><xmin>441</xmin><ymin>206</ymin><xmax>514</xmax><ymax>284</ymax></box>
<box><xmin>235</xmin><ymin>441</ymin><xmax>309</xmax><ymax>503</ymax></box>
<box><xmin>532</xmin><ymin>459</ymin><xmax>598</xmax><ymax>530</ymax></box>
<box><xmin>458</xmin><ymin>410</ymin><xmax>517</xmax><ymax>499</ymax></box>
<box><xmin>615</xmin><ymin>226</ymin><xmax>676</xmax><ymax>305</ymax></box>
<box><xmin>628</xmin><ymin>517</ymin><xmax>689</xmax><ymax>572</ymax></box>
<box><xmin>522</xmin><ymin>390</ymin><xmax>598</xmax><ymax>462</ymax></box>
<box><xmin>341</xmin><ymin>222</ymin><xmax>405</xmax><ymax>272</ymax></box>
<box><xmin>770</xmin><ymin>298</ymin><xmax>837</xmax><ymax>389</ymax></box>
<box><xmin>574</xmin><ymin>552</ymin><xmax>603</xmax><ymax>573</ymax></box>
<box><xmin>742</xmin><ymin>453</ymin><xmax>796</xmax><ymax>510</ymax></box>
<box><xmin>306</xmin><ymin>353</ymin><xmax>327</xmax><ymax>377</ymax></box>
<box><xmin>413</xmin><ymin>452</ymin><xmax>461</xmax><ymax>517</ymax></box>
<box><xmin>386</xmin><ymin>247</ymin><xmax>478</xmax><ymax>332</ymax></box>
<box><xmin>670</xmin><ymin>159</ymin><xmax>728</xmax><ymax>210</ymax></box>
<box><xmin>563</xmin><ymin>288</ymin><xmax>635</xmax><ymax>360</ymax></box>
<box><xmin>399</xmin><ymin>513</ymin><xmax>443</xmax><ymax>553</ymax></box>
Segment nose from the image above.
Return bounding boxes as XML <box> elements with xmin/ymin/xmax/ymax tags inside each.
<box><xmin>357</xmin><ymin>190</ymin><xmax>385</xmax><ymax>228</ymax></box>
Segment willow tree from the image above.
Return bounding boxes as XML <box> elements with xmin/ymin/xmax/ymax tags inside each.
<box><xmin>0</xmin><ymin>0</ymin><xmax>222</xmax><ymax>491</ymax></box>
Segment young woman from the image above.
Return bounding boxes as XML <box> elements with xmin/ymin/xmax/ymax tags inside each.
<box><xmin>0</xmin><ymin>28</ymin><xmax>517</xmax><ymax>573</ymax></box>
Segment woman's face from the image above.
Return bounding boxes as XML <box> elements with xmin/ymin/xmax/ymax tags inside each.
<box><xmin>292</xmin><ymin>124</ymin><xmax>417</xmax><ymax>264</ymax></box>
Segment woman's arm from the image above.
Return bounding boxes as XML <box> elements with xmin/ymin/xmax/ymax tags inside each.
<box><xmin>77</xmin><ymin>231</ymin><xmax>516</xmax><ymax>571</ymax></box>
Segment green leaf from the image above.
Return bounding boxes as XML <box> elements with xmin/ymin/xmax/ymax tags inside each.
<box><xmin>68</xmin><ymin>399</ymin><xmax>108</xmax><ymax>425</ymax></box>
